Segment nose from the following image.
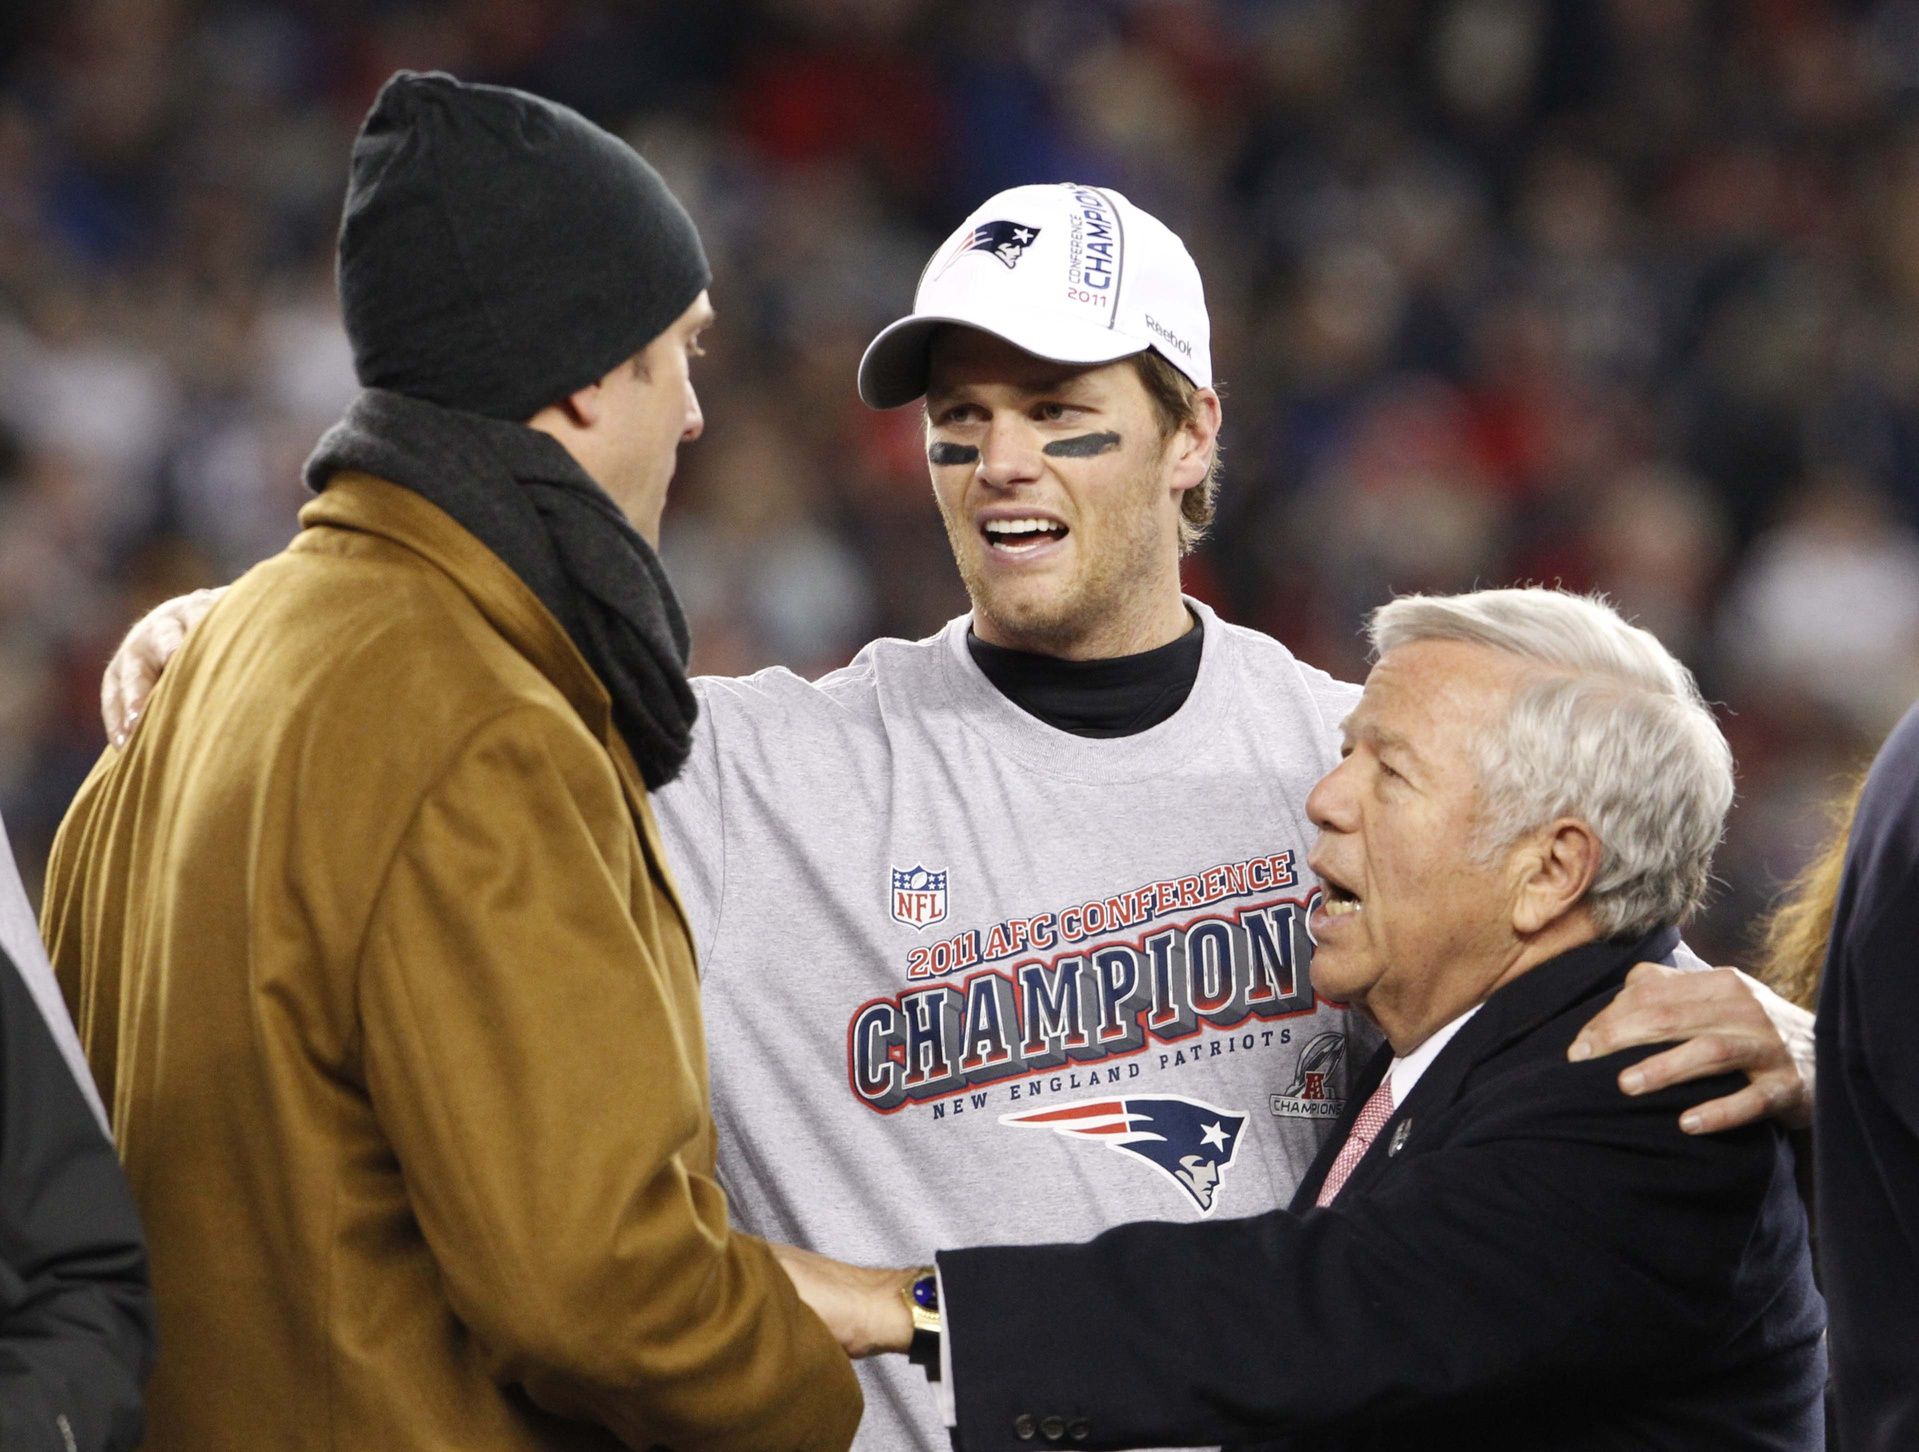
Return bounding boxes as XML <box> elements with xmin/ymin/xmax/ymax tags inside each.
<box><xmin>682</xmin><ymin>379</ymin><xmax>704</xmax><ymax>443</ymax></box>
<box><xmin>1305</xmin><ymin>755</ymin><xmax>1358</xmax><ymax>835</ymax></box>
<box><xmin>975</xmin><ymin>414</ymin><xmax>1042</xmax><ymax>490</ymax></box>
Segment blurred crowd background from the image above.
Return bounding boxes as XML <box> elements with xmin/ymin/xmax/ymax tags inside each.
<box><xmin>3</xmin><ymin>0</ymin><xmax>1917</xmax><ymax>963</ymax></box>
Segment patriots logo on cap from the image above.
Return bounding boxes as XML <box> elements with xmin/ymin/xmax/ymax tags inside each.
<box><xmin>948</xmin><ymin>219</ymin><xmax>1040</xmax><ymax>272</ymax></box>
<box><xmin>1002</xmin><ymin>1095</ymin><xmax>1248</xmax><ymax>1215</ymax></box>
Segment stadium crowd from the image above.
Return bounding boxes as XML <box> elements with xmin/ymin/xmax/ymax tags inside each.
<box><xmin>4</xmin><ymin>0</ymin><xmax>1919</xmax><ymax>965</ymax></box>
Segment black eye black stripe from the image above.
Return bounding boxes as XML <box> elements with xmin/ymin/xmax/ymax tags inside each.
<box><xmin>1043</xmin><ymin>431</ymin><xmax>1122</xmax><ymax>458</ymax></box>
<box><xmin>928</xmin><ymin>442</ymin><xmax>980</xmax><ymax>466</ymax></box>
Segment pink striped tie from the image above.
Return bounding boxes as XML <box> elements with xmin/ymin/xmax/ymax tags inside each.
<box><xmin>1315</xmin><ymin>1075</ymin><xmax>1395</xmax><ymax>1207</ymax></box>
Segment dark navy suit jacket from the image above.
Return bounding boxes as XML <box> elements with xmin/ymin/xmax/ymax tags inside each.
<box><xmin>939</xmin><ymin>927</ymin><xmax>1826</xmax><ymax>1451</ymax></box>
<box><xmin>1817</xmin><ymin>701</ymin><xmax>1919</xmax><ymax>1450</ymax></box>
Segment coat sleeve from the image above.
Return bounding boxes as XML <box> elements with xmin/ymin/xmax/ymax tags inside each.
<box><xmin>0</xmin><ymin>948</ymin><xmax>154</xmax><ymax>1452</ymax></box>
<box><xmin>357</xmin><ymin>707</ymin><xmax>860</xmax><ymax>1452</ymax></box>
<box><xmin>939</xmin><ymin>1054</ymin><xmax>1807</xmax><ymax>1450</ymax></box>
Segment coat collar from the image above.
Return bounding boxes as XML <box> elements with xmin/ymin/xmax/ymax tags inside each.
<box><xmin>298</xmin><ymin>471</ymin><xmax>614</xmax><ymax>738</ymax></box>
<box><xmin>293</xmin><ymin>473</ymin><xmax>691</xmax><ymax>934</ymax></box>
<box><xmin>1291</xmin><ymin>924</ymin><xmax>1680</xmax><ymax>1211</ymax></box>
<box><xmin>295</xmin><ymin>469</ymin><xmax>694</xmax><ymax>928</ymax></box>
<box><xmin>1404</xmin><ymin>924</ymin><xmax>1680</xmax><ymax>1119</ymax></box>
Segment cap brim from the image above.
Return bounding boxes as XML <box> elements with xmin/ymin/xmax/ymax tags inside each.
<box><xmin>857</xmin><ymin>309</ymin><xmax>1150</xmax><ymax>409</ymax></box>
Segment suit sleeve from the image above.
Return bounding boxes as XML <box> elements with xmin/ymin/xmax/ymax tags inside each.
<box><xmin>940</xmin><ymin>1055</ymin><xmax>1795</xmax><ymax>1450</ymax></box>
<box><xmin>358</xmin><ymin>708</ymin><xmax>859</xmax><ymax>1452</ymax></box>
<box><xmin>0</xmin><ymin>948</ymin><xmax>153</xmax><ymax>1452</ymax></box>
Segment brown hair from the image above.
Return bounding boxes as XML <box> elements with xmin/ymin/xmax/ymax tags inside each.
<box><xmin>1754</xmin><ymin>770</ymin><xmax>1870</xmax><ymax>1009</ymax></box>
<box><xmin>1129</xmin><ymin>350</ymin><xmax>1220</xmax><ymax>554</ymax></box>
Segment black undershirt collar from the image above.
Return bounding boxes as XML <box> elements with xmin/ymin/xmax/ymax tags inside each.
<box><xmin>966</xmin><ymin>613</ymin><xmax>1204</xmax><ymax>738</ymax></box>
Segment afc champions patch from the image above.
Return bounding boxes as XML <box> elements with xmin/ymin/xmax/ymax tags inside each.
<box><xmin>1002</xmin><ymin>1094</ymin><xmax>1248</xmax><ymax>1216</ymax></box>
<box><xmin>933</xmin><ymin>219</ymin><xmax>1040</xmax><ymax>278</ymax></box>
<box><xmin>1270</xmin><ymin>1030</ymin><xmax>1347</xmax><ymax>1120</ymax></box>
<box><xmin>890</xmin><ymin>864</ymin><xmax>950</xmax><ymax>931</ymax></box>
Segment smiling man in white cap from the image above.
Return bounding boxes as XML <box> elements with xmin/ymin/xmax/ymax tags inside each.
<box><xmin>98</xmin><ymin>179</ymin><xmax>1813</xmax><ymax>1452</ymax></box>
<box><xmin>859</xmin><ymin>184</ymin><xmax>1221</xmax><ymax>664</ymax></box>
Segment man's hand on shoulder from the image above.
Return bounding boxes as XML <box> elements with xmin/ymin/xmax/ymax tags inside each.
<box><xmin>1569</xmin><ymin>962</ymin><xmax>1814</xmax><ymax>1135</ymax></box>
<box><xmin>102</xmin><ymin>587</ymin><xmax>225</xmax><ymax>746</ymax></box>
<box><xmin>770</xmin><ymin>1242</ymin><xmax>915</xmax><ymax>1359</ymax></box>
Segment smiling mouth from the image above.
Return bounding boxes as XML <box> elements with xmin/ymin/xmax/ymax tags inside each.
<box><xmin>981</xmin><ymin>518</ymin><xmax>1069</xmax><ymax>554</ymax></box>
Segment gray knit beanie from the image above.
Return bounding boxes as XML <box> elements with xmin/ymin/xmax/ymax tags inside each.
<box><xmin>337</xmin><ymin>71</ymin><xmax>711</xmax><ymax>422</ymax></box>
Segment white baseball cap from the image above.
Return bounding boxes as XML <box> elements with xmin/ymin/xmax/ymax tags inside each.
<box><xmin>858</xmin><ymin>182</ymin><xmax>1213</xmax><ymax>409</ymax></box>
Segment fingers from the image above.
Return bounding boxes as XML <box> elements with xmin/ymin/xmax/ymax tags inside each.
<box><xmin>100</xmin><ymin>588</ymin><xmax>224</xmax><ymax>745</ymax></box>
<box><xmin>1671</xmin><ymin>1081</ymin><xmax>1789</xmax><ymax>1137</ymax></box>
<box><xmin>104</xmin><ymin>627</ymin><xmax>163</xmax><ymax>746</ymax></box>
<box><xmin>1614</xmin><ymin>1034</ymin><xmax>1753</xmax><ymax>1097</ymax></box>
<box><xmin>1611</xmin><ymin>1030</ymin><xmax>1803</xmax><ymax>1125</ymax></box>
<box><xmin>104</xmin><ymin>625</ymin><xmax>159</xmax><ymax>746</ymax></box>
<box><xmin>1571</xmin><ymin>959</ymin><xmax>1814</xmax><ymax>1133</ymax></box>
<box><xmin>1568</xmin><ymin>963</ymin><xmax>1766</xmax><ymax>1062</ymax></box>
<box><xmin>102</xmin><ymin>667</ymin><xmax>126</xmax><ymax>749</ymax></box>
<box><xmin>1568</xmin><ymin>962</ymin><xmax>1682</xmax><ymax>1061</ymax></box>
<box><xmin>149</xmin><ymin>613</ymin><xmax>186</xmax><ymax>672</ymax></box>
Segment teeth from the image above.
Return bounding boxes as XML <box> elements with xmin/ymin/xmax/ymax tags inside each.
<box><xmin>1322</xmin><ymin>898</ymin><xmax>1363</xmax><ymax>917</ymax></box>
<box><xmin>984</xmin><ymin>518</ymin><xmax>1061</xmax><ymax>536</ymax></box>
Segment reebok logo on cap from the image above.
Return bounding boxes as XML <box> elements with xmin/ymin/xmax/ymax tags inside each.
<box><xmin>858</xmin><ymin>181</ymin><xmax>1213</xmax><ymax>408</ymax></box>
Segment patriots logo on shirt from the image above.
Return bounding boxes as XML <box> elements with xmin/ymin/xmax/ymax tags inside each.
<box><xmin>1002</xmin><ymin>1095</ymin><xmax>1248</xmax><ymax>1215</ymax></box>
<box><xmin>952</xmin><ymin>219</ymin><xmax>1040</xmax><ymax>271</ymax></box>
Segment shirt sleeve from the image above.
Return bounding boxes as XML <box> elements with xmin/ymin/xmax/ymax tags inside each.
<box><xmin>0</xmin><ymin>947</ymin><xmax>154</xmax><ymax>1452</ymax></box>
<box><xmin>357</xmin><ymin>707</ymin><xmax>859</xmax><ymax>1452</ymax></box>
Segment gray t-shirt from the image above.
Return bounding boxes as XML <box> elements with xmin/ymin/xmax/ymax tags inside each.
<box><xmin>656</xmin><ymin>599</ymin><xmax>1373</xmax><ymax>1452</ymax></box>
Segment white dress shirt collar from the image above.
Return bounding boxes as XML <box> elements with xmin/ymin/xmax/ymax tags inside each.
<box><xmin>1386</xmin><ymin>1002</ymin><xmax>1484</xmax><ymax>1105</ymax></box>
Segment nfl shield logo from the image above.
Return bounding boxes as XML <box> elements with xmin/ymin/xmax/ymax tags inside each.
<box><xmin>890</xmin><ymin>865</ymin><xmax>949</xmax><ymax>930</ymax></box>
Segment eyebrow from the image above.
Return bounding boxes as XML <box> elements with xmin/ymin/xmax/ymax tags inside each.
<box><xmin>926</xmin><ymin>370</ymin><xmax>1098</xmax><ymax>410</ymax></box>
<box><xmin>1341</xmin><ymin>716</ymin><xmax>1424</xmax><ymax>771</ymax></box>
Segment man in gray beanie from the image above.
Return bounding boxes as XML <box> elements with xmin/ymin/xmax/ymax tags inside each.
<box><xmin>43</xmin><ymin>70</ymin><xmax>860</xmax><ymax>1452</ymax></box>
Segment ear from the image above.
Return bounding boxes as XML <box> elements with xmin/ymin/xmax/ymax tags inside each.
<box><xmin>557</xmin><ymin>377</ymin><xmax>605</xmax><ymax>430</ymax></box>
<box><xmin>1511</xmin><ymin>817</ymin><xmax>1601</xmax><ymax>937</ymax></box>
<box><xmin>1168</xmin><ymin>387</ymin><xmax>1222</xmax><ymax>497</ymax></box>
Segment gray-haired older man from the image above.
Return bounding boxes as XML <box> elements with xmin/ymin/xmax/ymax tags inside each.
<box><xmin>788</xmin><ymin>588</ymin><xmax>1827</xmax><ymax>1452</ymax></box>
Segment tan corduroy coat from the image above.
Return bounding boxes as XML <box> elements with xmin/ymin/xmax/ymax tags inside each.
<box><xmin>44</xmin><ymin>473</ymin><xmax>861</xmax><ymax>1452</ymax></box>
